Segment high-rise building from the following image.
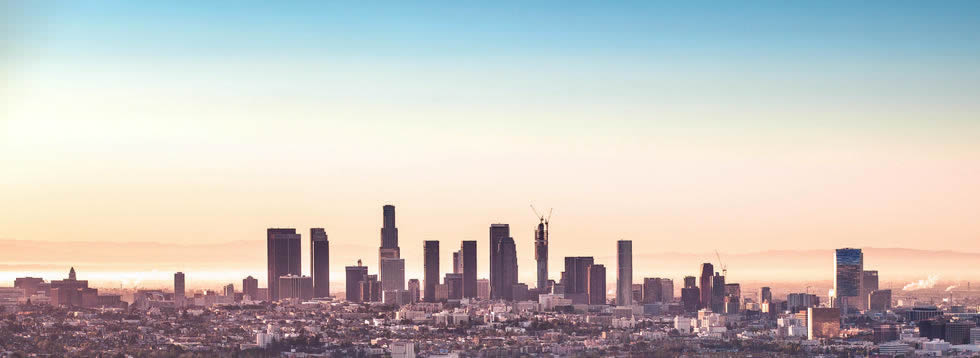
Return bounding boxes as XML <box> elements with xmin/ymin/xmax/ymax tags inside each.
<box><xmin>724</xmin><ymin>283</ymin><xmax>741</xmax><ymax>314</ymax></box>
<box><xmin>360</xmin><ymin>274</ymin><xmax>382</xmax><ymax>302</ymax></box>
<box><xmin>534</xmin><ymin>218</ymin><xmax>549</xmax><ymax>290</ymax></box>
<box><xmin>562</xmin><ymin>256</ymin><xmax>595</xmax><ymax>302</ymax></box>
<box><xmin>279</xmin><ymin>275</ymin><xmax>314</xmax><ymax>300</ymax></box>
<box><xmin>684</xmin><ymin>276</ymin><xmax>697</xmax><ymax>289</ymax></box>
<box><xmin>452</xmin><ymin>250</ymin><xmax>462</xmax><ymax>274</ymax></box>
<box><xmin>699</xmin><ymin>263</ymin><xmax>714</xmax><ymax>310</ymax></box>
<box><xmin>869</xmin><ymin>289</ymin><xmax>892</xmax><ymax>311</ymax></box>
<box><xmin>223</xmin><ymin>283</ymin><xmax>235</xmax><ymax>297</ymax></box>
<box><xmin>380</xmin><ymin>258</ymin><xmax>405</xmax><ymax>292</ymax></box>
<box><xmin>643</xmin><ymin>278</ymin><xmax>663</xmax><ymax>303</ymax></box>
<box><xmin>586</xmin><ymin>264</ymin><xmax>606</xmax><ymax>305</ymax></box>
<box><xmin>711</xmin><ymin>273</ymin><xmax>726</xmax><ymax>313</ymax></box>
<box><xmin>379</xmin><ymin>205</ymin><xmax>401</xmax><ymax>289</ymax></box>
<box><xmin>498</xmin><ymin>236</ymin><xmax>518</xmax><ymax>300</ymax></box>
<box><xmin>834</xmin><ymin>248</ymin><xmax>863</xmax><ymax>311</ymax></box>
<box><xmin>461</xmin><ymin>241</ymin><xmax>477</xmax><ymax>298</ymax></box>
<box><xmin>808</xmin><ymin>307</ymin><xmax>841</xmax><ymax>340</ymax></box>
<box><xmin>345</xmin><ymin>262</ymin><xmax>368</xmax><ymax>302</ymax></box>
<box><xmin>477</xmin><ymin>279</ymin><xmax>490</xmax><ymax>300</ymax></box>
<box><xmin>489</xmin><ymin>224</ymin><xmax>510</xmax><ymax>300</ymax></box>
<box><xmin>174</xmin><ymin>272</ymin><xmax>185</xmax><ymax>307</ymax></box>
<box><xmin>407</xmin><ymin>279</ymin><xmax>420</xmax><ymax>303</ymax></box>
<box><xmin>661</xmin><ymin>278</ymin><xmax>674</xmax><ymax>303</ymax></box>
<box><xmin>267</xmin><ymin>228</ymin><xmax>302</xmax><ymax>301</ymax></box>
<box><xmin>444</xmin><ymin>273</ymin><xmax>463</xmax><ymax>300</ymax></box>
<box><xmin>861</xmin><ymin>270</ymin><xmax>878</xmax><ymax>310</ymax></box>
<box><xmin>681</xmin><ymin>287</ymin><xmax>700</xmax><ymax>312</ymax></box>
<box><xmin>616</xmin><ymin>240</ymin><xmax>633</xmax><ymax>306</ymax></box>
<box><xmin>243</xmin><ymin>276</ymin><xmax>258</xmax><ymax>299</ymax></box>
<box><xmin>423</xmin><ymin>240</ymin><xmax>440</xmax><ymax>302</ymax></box>
<box><xmin>761</xmin><ymin>287</ymin><xmax>772</xmax><ymax>304</ymax></box>
<box><xmin>310</xmin><ymin>228</ymin><xmax>330</xmax><ymax>298</ymax></box>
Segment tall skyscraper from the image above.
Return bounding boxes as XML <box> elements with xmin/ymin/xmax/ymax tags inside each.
<box><xmin>174</xmin><ymin>272</ymin><xmax>185</xmax><ymax>307</ymax></box>
<box><xmin>562</xmin><ymin>256</ymin><xmax>595</xmax><ymax>295</ymax></box>
<box><xmin>699</xmin><ymin>263</ymin><xmax>714</xmax><ymax>310</ymax></box>
<box><xmin>345</xmin><ymin>261</ymin><xmax>368</xmax><ymax>302</ymax></box>
<box><xmin>834</xmin><ymin>248</ymin><xmax>863</xmax><ymax>310</ymax></box>
<box><xmin>761</xmin><ymin>286</ymin><xmax>772</xmax><ymax>303</ymax></box>
<box><xmin>423</xmin><ymin>240</ymin><xmax>440</xmax><ymax>302</ymax></box>
<box><xmin>243</xmin><ymin>275</ymin><xmax>259</xmax><ymax>299</ymax></box>
<box><xmin>310</xmin><ymin>228</ymin><xmax>330</xmax><ymax>298</ymax></box>
<box><xmin>586</xmin><ymin>264</ymin><xmax>606</xmax><ymax>305</ymax></box>
<box><xmin>452</xmin><ymin>250</ymin><xmax>461</xmax><ymax>274</ymax></box>
<box><xmin>643</xmin><ymin>278</ymin><xmax>663</xmax><ymax>303</ymax></box>
<box><xmin>267</xmin><ymin>228</ymin><xmax>302</xmax><ymax>301</ymax></box>
<box><xmin>498</xmin><ymin>236</ymin><xmax>518</xmax><ymax>300</ymax></box>
<box><xmin>616</xmin><ymin>240</ymin><xmax>633</xmax><ymax>306</ymax></box>
<box><xmin>380</xmin><ymin>258</ymin><xmax>405</xmax><ymax>292</ymax></box>
<box><xmin>711</xmin><ymin>272</ymin><xmax>726</xmax><ymax>313</ymax></box>
<box><xmin>461</xmin><ymin>241</ymin><xmax>477</xmax><ymax>298</ymax></box>
<box><xmin>661</xmin><ymin>278</ymin><xmax>674</xmax><ymax>302</ymax></box>
<box><xmin>379</xmin><ymin>205</ymin><xmax>401</xmax><ymax>289</ymax></box>
<box><xmin>489</xmin><ymin>224</ymin><xmax>510</xmax><ymax>300</ymax></box>
<box><xmin>534</xmin><ymin>218</ymin><xmax>549</xmax><ymax>290</ymax></box>
<box><xmin>861</xmin><ymin>270</ymin><xmax>879</xmax><ymax>310</ymax></box>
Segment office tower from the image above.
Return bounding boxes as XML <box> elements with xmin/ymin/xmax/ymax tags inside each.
<box><xmin>562</xmin><ymin>256</ymin><xmax>595</xmax><ymax>295</ymax></box>
<box><xmin>711</xmin><ymin>273</ymin><xmax>726</xmax><ymax>313</ymax></box>
<box><xmin>512</xmin><ymin>283</ymin><xmax>529</xmax><ymax>301</ymax></box>
<box><xmin>661</xmin><ymin>278</ymin><xmax>674</xmax><ymax>302</ymax></box>
<box><xmin>699</xmin><ymin>263</ymin><xmax>714</xmax><ymax>309</ymax></box>
<box><xmin>681</xmin><ymin>287</ymin><xmax>700</xmax><ymax>312</ymax></box>
<box><xmin>243</xmin><ymin>276</ymin><xmax>258</xmax><ymax>299</ymax></box>
<box><xmin>174</xmin><ymin>272</ymin><xmax>185</xmax><ymax>307</ymax></box>
<box><xmin>869</xmin><ymin>289</ymin><xmax>892</xmax><ymax>311</ymax></box>
<box><xmin>631</xmin><ymin>284</ymin><xmax>643</xmax><ymax>302</ymax></box>
<box><xmin>788</xmin><ymin>293</ymin><xmax>820</xmax><ymax>312</ymax></box>
<box><xmin>360</xmin><ymin>274</ymin><xmax>382</xmax><ymax>302</ymax></box>
<box><xmin>489</xmin><ymin>224</ymin><xmax>510</xmax><ymax>299</ymax></box>
<box><xmin>498</xmin><ymin>236</ymin><xmax>518</xmax><ymax>300</ymax></box>
<box><xmin>586</xmin><ymin>264</ymin><xmax>606</xmax><ymax>305</ymax></box>
<box><xmin>345</xmin><ymin>262</ymin><xmax>368</xmax><ymax>302</ymax></box>
<box><xmin>267</xmin><ymin>228</ymin><xmax>302</xmax><ymax>301</ymax></box>
<box><xmin>643</xmin><ymin>278</ymin><xmax>663</xmax><ymax>303</ymax></box>
<box><xmin>534</xmin><ymin>217</ymin><xmax>549</xmax><ymax>290</ymax></box>
<box><xmin>616</xmin><ymin>240</ymin><xmax>632</xmax><ymax>306</ymax></box>
<box><xmin>946</xmin><ymin>321</ymin><xmax>974</xmax><ymax>345</ymax></box>
<box><xmin>761</xmin><ymin>287</ymin><xmax>772</xmax><ymax>303</ymax></box>
<box><xmin>453</xmin><ymin>250</ymin><xmax>461</xmax><ymax>274</ymax></box>
<box><xmin>445</xmin><ymin>273</ymin><xmax>463</xmax><ymax>300</ymax></box>
<box><xmin>223</xmin><ymin>283</ymin><xmax>235</xmax><ymax>297</ymax></box>
<box><xmin>807</xmin><ymin>307</ymin><xmax>841</xmax><ymax>340</ymax></box>
<box><xmin>310</xmin><ymin>228</ymin><xmax>330</xmax><ymax>298</ymax></box>
<box><xmin>684</xmin><ymin>276</ymin><xmax>697</xmax><ymax>289</ymax></box>
<box><xmin>872</xmin><ymin>324</ymin><xmax>901</xmax><ymax>343</ymax></box>
<box><xmin>477</xmin><ymin>279</ymin><xmax>490</xmax><ymax>300</ymax></box>
<box><xmin>724</xmin><ymin>283</ymin><xmax>741</xmax><ymax>314</ymax></box>
<box><xmin>14</xmin><ymin>277</ymin><xmax>44</xmax><ymax>297</ymax></box>
<box><xmin>278</xmin><ymin>275</ymin><xmax>314</xmax><ymax>300</ymax></box>
<box><xmin>461</xmin><ymin>241</ymin><xmax>477</xmax><ymax>298</ymax></box>
<box><xmin>834</xmin><ymin>248</ymin><xmax>863</xmax><ymax>311</ymax></box>
<box><xmin>423</xmin><ymin>240</ymin><xmax>439</xmax><ymax>302</ymax></box>
<box><xmin>861</xmin><ymin>270</ymin><xmax>879</xmax><ymax>310</ymax></box>
<box><xmin>407</xmin><ymin>279</ymin><xmax>420</xmax><ymax>303</ymax></box>
<box><xmin>380</xmin><ymin>258</ymin><xmax>406</xmax><ymax>292</ymax></box>
<box><xmin>379</xmin><ymin>205</ymin><xmax>401</xmax><ymax>289</ymax></box>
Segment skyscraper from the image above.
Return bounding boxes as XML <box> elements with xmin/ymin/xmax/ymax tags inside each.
<box><xmin>616</xmin><ymin>240</ymin><xmax>633</xmax><ymax>306</ymax></box>
<box><xmin>586</xmin><ymin>264</ymin><xmax>606</xmax><ymax>305</ymax></box>
<box><xmin>684</xmin><ymin>276</ymin><xmax>697</xmax><ymax>288</ymax></box>
<box><xmin>174</xmin><ymin>272</ymin><xmax>185</xmax><ymax>307</ymax></box>
<box><xmin>379</xmin><ymin>205</ymin><xmax>401</xmax><ymax>290</ymax></box>
<box><xmin>761</xmin><ymin>286</ymin><xmax>772</xmax><ymax>304</ymax></box>
<box><xmin>267</xmin><ymin>228</ymin><xmax>302</xmax><ymax>301</ymax></box>
<box><xmin>310</xmin><ymin>228</ymin><xmax>330</xmax><ymax>298</ymax></box>
<box><xmin>711</xmin><ymin>272</ymin><xmax>726</xmax><ymax>313</ymax></box>
<box><xmin>562</xmin><ymin>256</ymin><xmax>595</xmax><ymax>296</ymax></box>
<box><xmin>243</xmin><ymin>275</ymin><xmax>258</xmax><ymax>299</ymax></box>
<box><xmin>345</xmin><ymin>262</ymin><xmax>368</xmax><ymax>302</ymax></box>
<box><xmin>661</xmin><ymin>278</ymin><xmax>674</xmax><ymax>302</ymax></box>
<box><xmin>461</xmin><ymin>240</ymin><xmax>477</xmax><ymax>298</ymax></box>
<box><xmin>444</xmin><ymin>273</ymin><xmax>463</xmax><ymax>300</ymax></box>
<box><xmin>489</xmin><ymin>224</ymin><xmax>509</xmax><ymax>300</ymax></box>
<box><xmin>643</xmin><ymin>278</ymin><xmax>663</xmax><ymax>303</ymax></box>
<box><xmin>861</xmin><ymin>270</ymin><xmax>879</xmax><ymax>310</ymax></box>
<box><xmin>534</xmin><ymin>218</ymin><xmax>548</xmax><ymax>290</ymax></box>
<box><xmin>452</xmin><ymin>250</ymin><xmax>461</xmax><ymax>274</ymax></box>
<box><xmin>498</xmin><ymin>236</ymin><xmax>518</xmax><ymax>300</ymax></box>
<box><xmin>380</xmin><ymin>258</ymin><xmax>405</xmax><ymax>292</ymax></box>
<box><xmin>407</xmin><ymin>279</ymin><xmax>420</xmax><ymax>303</ymax></box>
<box><xmin>699</xmin><ymin>263</ymin><xmax>714</xmax><ymax>310</ymax></box>
<box><xmin>423</xmin><ymin>240</ymin><xmax>439</xmax><ymax>302</ymax></box>
<box><xmin>834</xmin><ymin>248</ymin><xmax>863</xmax><ymax>310</ymax></box>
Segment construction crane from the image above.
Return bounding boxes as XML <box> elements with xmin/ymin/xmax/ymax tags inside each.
<box><xmin>530</xmin><ymin>205</ymin><xmax>552</xmax><ymax>226</ymax></box>
<box><xmin>715</xmin><ymin>250</ymin><xmax>727</xmax><ymax>277</ymax></box>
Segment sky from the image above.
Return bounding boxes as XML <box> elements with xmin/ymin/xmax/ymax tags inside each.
<box><xmin>2</xmin><ymin>1</ymin><xmax>980</xmax><ymax>287</ymax></box>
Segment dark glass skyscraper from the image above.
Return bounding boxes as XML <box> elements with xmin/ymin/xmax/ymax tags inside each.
<box><xmin>267</xmin><ymin>228</ymin><xmax>301</xmax><ymax>301</ymax></box>
<box><xmin>562</xmin><ymin>256</ymin><xmax>595</xmax><ymax>295</ymax></box>
<box><xmin>834</xmin><ymin>248</ymin><xmax>863</xmax><ymax>309</ymax></box>
<box><xmin>423</xmin><ymin>240</ymin><xmax>439</xmax><ymax>302</ymax></box>
<box><xmin>345</xmin><ymin>263</ymin><xmax>368</xmax><ymax>302</ymax></box>
<box><xmin>498</xmin><ymin>236</ymin><xmax>518</xmax><ymax>300</ymax></box>
<box><xmin>699</xmin><ymin>263</ymin><xmax>714</xmax><ymax>310</ymax></box>
<box><xmin>616</xmin><ymin>240</ymin><xmax>632</xmax><ymax>306</ymax></box>
<box><xmin>310</xmin><ymin>228</ymin><xmax>330</xmax><ymax>298</ymax></box>
<box><xmin>711</xmin><ymin>272</ymin><xmax>726</xmax><ymax>313</ymax></box>
<box><xmin>586</xmin><ymin>264</ymin><xmax>606</xmax><ymax>305</ymax></box>
<box><xmin>461</xmin><ymin>240</ymin><xmax>477</xmax><ymax>298</ymax></box>
<box><xmin>534</xmin><ymin>219</ymin><xmax>548</xmax><ymax>290</ymax></box>
<box><xmin>174</xmin><ymin>272</ymin><xmax>185</xmax><ymax>307</ymax></box>
<box><xmin>380</xmin><ymin>205</ymin><xmax>399</xmax><ymax>249</ymax></box>
<box><xmin>489</xmin><ymin>224</ymin><xmax>510</xmax><ymax>299</ymax></box>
